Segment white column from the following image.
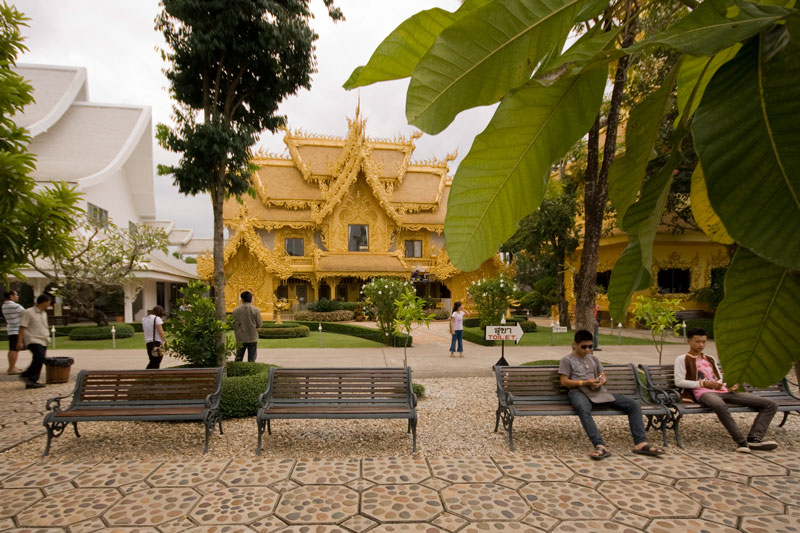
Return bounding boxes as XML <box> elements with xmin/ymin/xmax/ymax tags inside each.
<box><xmin>123</xmin><ymin>281</ymin><xmax>140</xmax><ymax>323</ymax></box>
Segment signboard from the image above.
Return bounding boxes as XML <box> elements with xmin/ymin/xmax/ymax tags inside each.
<box><xmin>552</xmin><ymin>325</ymin><xmax>568</xmax><ymax>333</ymax></box>
<box><xmin>485</xmin><ymin>323</ymin><xmax>524</xmax><ymax>344</ymax></box>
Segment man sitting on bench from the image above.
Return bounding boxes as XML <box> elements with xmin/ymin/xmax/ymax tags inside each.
<box><xmin>559</xmin><ymin>330</ymin><xmax>665</xmax><ymax>460</ymax></box>
<box><xmin>675</xmin><ymin>328</ymin><xmax>778</xmax><ymax>453</ymax></box>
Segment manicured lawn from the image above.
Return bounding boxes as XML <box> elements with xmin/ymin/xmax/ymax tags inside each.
<box><xmin>49</xmin><ymin>331</ymin><xmax>385</xmax><ymax>350</ymax></box>
<box><xmin>258</xmin><ymin>332</ymin><xmax>384</xmax><ymax>349</ymax></box>
<box><xmin>466</xmin><ymin>326</ymin><xmax>678</xmax><ymax>347</ymax></box>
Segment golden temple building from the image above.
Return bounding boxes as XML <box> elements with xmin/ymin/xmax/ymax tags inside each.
<box><xmin>197</xmin><ymin>111</ymin><xmax>507</xmax><ymax>317</ymax></box>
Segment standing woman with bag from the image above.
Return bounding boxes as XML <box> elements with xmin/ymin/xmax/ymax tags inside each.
<box><xmin>142</xmin><ymin>306</ymin><xmax>167</xmax><ymax>369</ymax></box>
<box><xmin>449</xmin><ymin>301</ymin><xmax>465</xmax><ymax>358</ymax></box>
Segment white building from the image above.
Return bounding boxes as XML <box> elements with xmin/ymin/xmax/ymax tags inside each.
<box><xmin>12</xmin><ymin>63</ymin><xmax>201</xmax><ymax>322</ymax></box>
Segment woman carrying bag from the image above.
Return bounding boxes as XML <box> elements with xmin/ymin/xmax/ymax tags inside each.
<box><xmin>142</xmin><ymin>306</ymin><xmax>167</xmax><ymax>369</ymax></box>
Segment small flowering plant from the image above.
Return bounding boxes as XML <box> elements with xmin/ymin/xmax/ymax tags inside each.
<box><xmin>362</xmin><ymin>277</ymin><xmax>410</xmax><ymax>338</ymax></box>
<box><xmin>467</xmin><ymin>274</ymin><xmax>517</xmax><ymax>328</ymax></box>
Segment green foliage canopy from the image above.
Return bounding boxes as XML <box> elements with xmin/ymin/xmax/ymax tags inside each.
<box><xmin>346</xmin><ymin>0</ymin><xmax>800</xmax><ymax>386</ymax></box>
<box><xmin>168</xmin><ymin>281</ymin><xmax>236</xmax><ymax>367</ymax></box>
<box><xmin>467</xmin><ymin>274</ymin><xmax>517</xmax><ymax>328</ymax></box>
<box><xmin>362</xmin><ymin>277</ymin><xmax>409</xmax><ymax>338</ymax></box>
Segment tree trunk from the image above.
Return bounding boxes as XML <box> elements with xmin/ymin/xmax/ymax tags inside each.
<box><xmin>211</xmin><ymin>175</ymin><xmax>226</xmax><ymax>322</ymax></box>
<box><xmin>556</xmin><ymin>260</ymin><xmax>570</xmax><ymax>331</ymax></box>
<box><xmin>574</xmin><ymin>19</ymin><xmax>637</xmax><ymax>331</ymax></box>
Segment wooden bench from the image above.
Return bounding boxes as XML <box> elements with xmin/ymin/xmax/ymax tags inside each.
<box><xmin>257</xmin><ymin>367</ymin><xmax>418</xmax><ymax>454</ymax></box>
<box><xmin>640</xmin><ymin>364</ymin><xmax>800</xmax><ymax>448</ymax></box>
<box><xmin>42</xmin><ymin>368</ymin><xmax>225</xmax><ymax>456</ymax></box>
<box><xmin>493</xmin><ymin>364</ymin><xmax>673</xmax><ymax>451</ymax></box>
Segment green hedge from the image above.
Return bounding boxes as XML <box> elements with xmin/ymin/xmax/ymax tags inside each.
<box><xmin>0</xmin><ymin>324</ymin><xmax>76</xmax><ymax>340</ymax></box>
<box><xmin>294</xmin><ymin>321</ymin><xmax>412</xmax><ymax>347</ymax></box>
<box><xmin>293</xmin><ymin>310</ymin><xmax>354</xmax><ymax>322</ymax></box>
<box><xmin>68</xmin><ymin>324</ymin><xmax>135</xmax><ymax>340</ymax></box>
<box><xmin>519</xmin><ymin>322</ymin><xmax>537</xmax><ymax>332</ymax></box>
<box><xmin>463</xmin><ymin>317</ymin><xmax>481</xmax><ymax>328</ymax></box>
<box><xmin>125</xmin><ymin>322</ymin><xmax>144</xmax><ymax>333</ymax></box>
<box><xmin>257</xmin><ymin>324</ymin><xmax>309</xmax><ymax>339</ymax></box>
<box><xmin>463</xmin><ymin>327</ymin><xmax>494</xmax><ymax>346</ymax></box>
<box><xmin>220</xmin><ymin>361</ymin><xmax>274</xmax><ymax>419</ymax></box>
<box><xmin>685</xmin><ymin>318</ymin><xmax>715</xmax><ymax>339</ymax></box>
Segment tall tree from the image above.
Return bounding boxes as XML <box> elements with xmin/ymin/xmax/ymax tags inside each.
<box><xmin>503</xmin><ymin>177</ymin><xmax>580</xmax><ymax>329</ymax></box>
<box><xmin>156</xmin><ymin>0</ymin><xmax>343</xmax><ymax>320</ymax></box>
<box><xmin>345</xmin><ymin>0</ymin><xmax>800</xmax><ymax>387</ymax></box>
<box><xmin>0</xmin><ymin>3</ymin><xmax>81</xmax><ymax>287</ymax></box>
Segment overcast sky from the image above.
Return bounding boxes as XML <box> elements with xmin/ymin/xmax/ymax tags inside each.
<box><xmin>16</xmin><ymin>0</ymin><xmax>496</xmax><ymax>238</ymax></box>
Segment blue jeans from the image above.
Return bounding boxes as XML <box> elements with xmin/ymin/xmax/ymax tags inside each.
<box><xmin>568</xmin><ymin>388</ymin><xmax>647</xmax><ymax>447</ymax></box>
<box><xmin>449</xmin><ymin>330</ymin><xmax>463</xmax><ymax>353</ymax></box>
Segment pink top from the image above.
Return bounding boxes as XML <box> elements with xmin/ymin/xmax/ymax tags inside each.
<box><xmin>692</xmin><ymin>357</ymin><xmax>728</xmax><ymax>400</ymax></box>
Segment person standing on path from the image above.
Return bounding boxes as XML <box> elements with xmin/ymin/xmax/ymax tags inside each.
<box><xmin>449</xmin><ymin>301</ymin><xmax>465</xmax><ymax>358</ymax></box>
<box><xmin>559</xmin><ymin>329</ymin><xmax>664</xmax><ymax>460</ymax></box>
<box><xmin>142</xmin><ymin>306</ymin><xmax>167</xmax><ymax>369</ymax></box>
<box><xmin>233</xmin><ymin>291</ymin><xmax>262</xmax><ymax>362</ymax></box>
<box><xmin>674</xmin><ymin>327</ymin><xmax>778</xmax><ymax>453</ymax></box>
<box><xmin>16</xmin><ymin>294</ymin><xmax>51</xmax><ymax>389</ymax></box>
<box><xmin>2</xmin><ymin>290</ymin><xmax>25</xmax><ymax>374</ymax></box>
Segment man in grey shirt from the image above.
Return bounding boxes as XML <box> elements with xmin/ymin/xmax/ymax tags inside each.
<box><xmin>17</xmin><ymin>294</ymin><xmax>51</xmax><ymax>389</ymax></box>
<box><xmin>233</xmin><ymin>291</ymin><xmax>262</xmax><ymax>362</ymax></box>
<box><xmin>559</xmin><ymin>329</ymin><xmax>664</xmax><ymax>460</ymax></box>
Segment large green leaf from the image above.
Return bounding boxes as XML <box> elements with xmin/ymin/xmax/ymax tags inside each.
<box><xmin>693</xmin><ymin>28</ymin><xmax>800</xmax><ymax>269</ymax></box>
<box><xmin>715</xmin><ymin>248</ymin><xmax>800</xmax><ymax>386</ymax></box>
<box><xmin>445</xmin><ymin>66</ymin><xmax>606</xmax><ymax>272</ymax></box>
<box><xmin>607</xmin><ymin>150</ymin><xmax>681</xmax><ymax>321</ymax></box>
<box><xmin>406</xmin><ymin>0</ymin><xmax>587</xmax><ymax>134</ymax></box>
<box><xmin>536</xmin><ymin>23</ymin><xmax>622</xmax><ymax>81</ymax></box>
<box><xmin>608</xmin><ymin>60</ymin><xmax>681</xmax><ymax>220</ymax></box>
<box><xmin>675</xmin><ymin>46</ymin><xmax>740</xmax><ymax>125</ymax></box>
<box><xmin>631</xmin><ymin>0</ymin><xmax>793</xmax><ymax>56</ymax></box>
<box><xmin>690</xmin><ymin>164</ymin><xmax>734</xmax><ymax>244</ymax></box>
<box><xmin>343</xmin><ymin>0</ymin><xmax>493</xmax><ymax>90</ymax></box>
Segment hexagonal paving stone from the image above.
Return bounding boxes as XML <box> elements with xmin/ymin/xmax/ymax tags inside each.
<box><xmin>647</xmin><ymin>518</ymin><xmax>740</xmax><ymax>532</ymax></box>
<box><xmin>181</xmin><ymin>526</ymin><xmax>258</xmax><ymax>532</ymax></box>
<box><xmin>369</xmin><ymin>525</ymin><xmax>447</xmax><ymax>532</ymax></box>
<box><xmin>2</xmin><ymin>461</ymin><xmax>97</xmax><ymax>488</ymax></box>
<box><xmin>275</xmin><ymin>485</ymin><xmax>358</xmax><ymax>524</ymax></box>
<box><xmin>494</xmin><ymin>456</ymin><xmax>573</xmax><ymax>482</ymax></box>
<box><xmin>676</xmin><ymin>478</ymin><xmax>784</xmax><ymax>515</ymax></box>
<box><xmin>74</xmin><ymin>461</ymin><xmax>163</xmax><ymax>487</ymax></box>
<box><xmin>0</xmin><ymin>460</ymin><xmax>32</xmax><ymax>481</ymax></box>
<box><xmin>250</xmin><ymin>515</ymin><xmax>287</xmax><ymax>532</ymax></box>
<box><xmin>520</xmin><ymin>482</ymin><xmax>616</xmax><ymax>520</ymax></box>
<box><xmin>0</xmin><ymin>488</ymin><xmax>43</xmax><ymax>519</ymax></box>
<box><xmin>692</xmin><ymin>452</ymin><xmax>787</xmax><ymax>477</ymax></box>
<box><xmin>756</xmin><ymin>450</ymin><xmax>800</xmax><ymax>473</ymax></box>
<box><xmin>740</xmin><ymin>514</ymin><xmax>800</xmax><ymax>533</ymax></box>
<box><xmin>626</xmin><ymin>453</ymin><xmax>717</xmax><ymax>479</ymax></box>
<box><xmin>147</xmin><ymin>459</ymin><xmax>229</xmax><ymax>487</ymax></box>
<box><xmin>104</xmin><ymin>487</ymin><xmax>201</xmax><ymax>526</ymax></box>
<box><xmin>428</xmin><ymin>458</ymin><xmax>501</xmax><ymax>483</ymax></box>
<box><xmin>750</xmin><ymin>475</ymin><xmax>800</xmax><ymax>505</ymax></box>
<box><xmin>0</xmin><ymin>528</ymin><xmax>64</xmax><ymax>532</ymax></box>
<box><xmin>601</xmin><ymin>480</ymin><xmax>701</xmax><ymax>517</ymax></box>
<box><xmin>339</xmin><ymin>514</ymin><xmax>377</xmax><ymax>532</ymax></box>
<box><xmin>361</xmin><ymin>484</ymin><xmax>442</xmax><ymax>522</ymax></box>
<box><xmin>16</xmin><ymin>487</ymin><xmax>121</xmax><ymax>527</ymax></box>
<box><xmin>362</xmin><ymin>457</ymin><xmax>430</xmax><ymax>484</ymax></box>
<box><xmin>442</xmin><ymin>483</ymin><xmax>528</xmax><ymax>521</ymax></box>
<box><xmin>559</xmin><ymin>455</ymin><xmax>646</xmax><ymax>481</ymax></box>
<box><xmin>220</xmin><ymin>459</ymin><xmax>294</xmax><ymax>487</ymax></box>
<box><xmin>461</xmin><ymin>522</ymin><xmax>543</xmax><ymax>532</ymax></box>
<box><xmin>191</xmin><ymin>486</ymin><xmax>279</xmax><ymax>524</ymax></box>
<box><xmin>291</xmin><ymin>459</ymin><xmax>359</xmax><ymax>485</ymax></box>
<box><xmin>552</xmin><ymin>520</ymin><xmax>643</xmax><ymax>532</ymax></box>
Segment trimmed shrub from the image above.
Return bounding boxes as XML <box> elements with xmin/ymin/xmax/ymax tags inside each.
<box><xmin>68</xmin><ymin>324</ymin><xmax>135</xmax><ymax>340</ymax></box>
<box><xmin>293</xmin><ymin>310</ymin><xmax>354</xmax><ymax>322</ymax></box>
<box><xmin>519</xmin><ymin>322</ymin><xmax>537</xmax><ymax>333</ymax></box>
<box><xmin>463</xmin><ymin>317</ymin><xmax>481</xmax><ymax>328</ymax></box>
<box><xmin>308</xmin><ymin>298</ymin><xmax>343</xmax><ymax>312</ymax></box>
<box><xmin>125</xmin><ymin>322</ymin><xmax>144</xmax><ymax>333</ymax></box>
<box><xmin>413</xmin><ymin>383</ymin><xmax>425</xmax><ymax>398</ymax></box>
<box><xmin>220</xmin><ymin>361</ymin><xmax>273</xmax><ymax>419</ymax></box>
<box><xmin>294</xmin><ymin>321</ymin><xmax>412</xmax><ymax>347</ymax></box>
<box><xmin>432</xmin><ymin>309</ymin><xmax>450</xmax><ymax>320</ymax></box>
<box><xmin>339</xmin><ymin>301</ymin><xmax>361</xmax><ymax>311</ymax></box>
<box><xmin>511</xmin><ymin>314</ymin><xmax>529</xmax><ymax>322</ymax></box>
<box><xmin>258</xmin><ymin>324</ymin><xmax>309</xmax><ymax>338</ymax></box>
<box><xmin>463</xmin><ymin>327</ymin><xmax>495</xmax><ymax>346</ymax></box>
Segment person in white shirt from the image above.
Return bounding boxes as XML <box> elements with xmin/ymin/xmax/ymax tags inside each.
<box><xmin>449</xmin><ymin>301</ymin><xmax>465</xmax><ymax>358</ymax></box>
<box><xmin>17</xmin><ymin>294</ymin><xmax>51</xmax><ymax>389</ymax></box>
<box><xmin>2</xmin><ymin>290</ymin><xmax>25</xmax><ymax>375</ymax></box>
<box><xmin>142</xmin><ymin>306</ymin><xmax>167</xmax><ymax>369</ymax></box>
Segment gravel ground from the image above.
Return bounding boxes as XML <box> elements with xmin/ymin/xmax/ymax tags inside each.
<box><xmin>2</xmin><ymin>377</ymin><xmax>798</xmax><ymax>462</ymax></box>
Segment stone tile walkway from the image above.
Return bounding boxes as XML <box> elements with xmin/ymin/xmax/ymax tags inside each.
<box><xmin>0</xmin><ymin>452</ymin><xmax>798</xmax><ymax>531</ymax></box>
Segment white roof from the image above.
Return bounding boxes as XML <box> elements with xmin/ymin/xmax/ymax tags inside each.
<box><xmin>12</xmin><ymin>64</ymin><xmax>88</xmax><ymax>135</ymax></box>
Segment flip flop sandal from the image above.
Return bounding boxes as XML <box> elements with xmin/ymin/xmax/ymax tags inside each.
<box><xmin>590</xmin><ymin>445</ymin><xmax>611</xmax><ymax>460</ymax></box>
<box><xmin>632</xmin><ymin>443</ymin><xmax>665</xmax><ymax>456</ymax></box>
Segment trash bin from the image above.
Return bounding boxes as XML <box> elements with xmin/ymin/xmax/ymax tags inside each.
<box><xmin>44</xmin><ymin>357</ymin><xmax>74</xmax><ymax>384</ymax></box>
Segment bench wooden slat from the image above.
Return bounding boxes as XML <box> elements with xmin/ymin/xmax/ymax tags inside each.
<box><xmin>55</xmin><ymin>406</ymin><xmax>206</xmax><ymax>417</ymax></box>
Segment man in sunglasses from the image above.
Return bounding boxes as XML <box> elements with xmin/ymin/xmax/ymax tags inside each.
<box><xmin>674</xmin><ymin>327</ymin><xmax>778</xmax><ymax>453</ymax></box>
<box><xmin>559</xmin><ymin>330</ymin><xmax>665</xmax><ymax>460</ymax></box>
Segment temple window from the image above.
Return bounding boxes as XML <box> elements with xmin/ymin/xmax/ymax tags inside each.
<box><xmin>405</xmin><ymin>240</ymin><xmax>423</xmax><ymax>258</ymax></box>
<box><xmin>657</xmin><ymin>268</ymin><xmax>691</xmax><ymax>294</ymax></box>
<box><xmin>348</xmin><ymin>225</ymin><xmax>369</xmax><ymax>251</ymax></box>
<box><xmin>87</xmin><ymin>202</ymin><xmax>108</xmax><ymax>226</ymax></box>
<box><xmin>596</xmin><ymin>270</ymin><xmax>612</xmax><ymax>293</ymax></box>
<box><xmin>285</xmin><ymin>238</ymin><xmax>304</xmax><ymax>256</ymax></box>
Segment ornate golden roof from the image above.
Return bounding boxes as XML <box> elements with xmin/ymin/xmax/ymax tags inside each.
<box><xmin>315</xmin><ymin>252</ymin><xmax>410</xmax><ymax>280</ymax></box>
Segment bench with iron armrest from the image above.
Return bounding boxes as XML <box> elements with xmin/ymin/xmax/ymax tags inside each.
<box><xmin>494</xmin><ymin>364</ymin><xmax>674</xmax><ymax>451</ymax></box>
<box><xmin>639</xmin><ymin>364</ymin><xmax>800</xmax><ymax>448</ymax></box>
<box><xmin>42</xmin><ymin>367</ymin><xmax>225</xmax><ymax>456</ymax></box>
<box><xmin>257</xmin><ymin>367</ymin><xmax>418</xmax><ymax>454</ymax></box>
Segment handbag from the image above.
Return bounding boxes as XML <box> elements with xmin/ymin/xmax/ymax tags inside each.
<box><xmin>151</xmin><ymin>316</ymin><xmax>165</xmax><ymax>358</ymax></box>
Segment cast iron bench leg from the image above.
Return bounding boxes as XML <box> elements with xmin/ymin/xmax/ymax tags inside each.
<box><xmin>203</xmin><ymin>422</ymin><xmax>211</xmax><ymax>454</ymax></box>
<box><xmin>673</xmin><ymin>412</ymin><xmax>684</xmax><ymax>448</ymax></box>
<box><xmin>494</xmin><ymin>407</ymin><xmax>501</xmax><ymax>432</ymax></box>
<box><xmin>73</xmin><ymin>422</ymin><xmax>80</xmax><ymax>438</ymax></box>
<box><xmin>410</xmin><ymin>416</ymin><xmax>417</xmax><ymax>453</ymax></box>
<box><xmin>256</xmin><ymin>417</ymin><xmax>266</xmax><ymax>456</ymax></box>
<box><xmin>778</xmin><ymin>411</ymin><xmax>790</xmax><ymax>427</ymax></box>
